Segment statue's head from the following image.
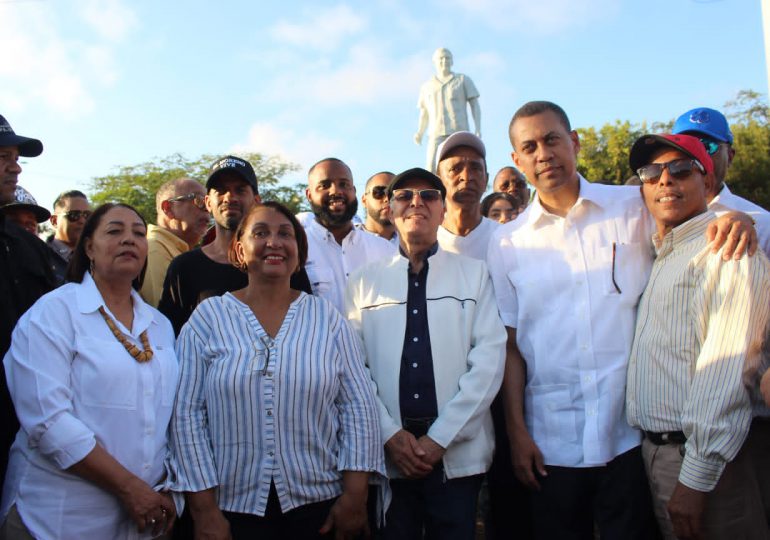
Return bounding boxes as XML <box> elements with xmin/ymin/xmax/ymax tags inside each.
<box><xmin>432</xmin><ymin>48</ymin><xmax>453</xmax><ymax>76</ymax></box>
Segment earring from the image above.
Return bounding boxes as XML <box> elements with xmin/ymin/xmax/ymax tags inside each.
<box><xmin>89</xmin><ymin>258</ymin><xmax>95</xmax><ymax>274</ymax></box>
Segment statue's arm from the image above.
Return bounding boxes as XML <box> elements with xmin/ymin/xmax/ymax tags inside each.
<box><xmin>469</xmin><ymin>97</ymin><xmax>481</xmax><ymax>138</ymax></box>
<box><xmin>414</xmin><ymin>104</ymin><xmax>428</xmax><ymax>145</ymax></box>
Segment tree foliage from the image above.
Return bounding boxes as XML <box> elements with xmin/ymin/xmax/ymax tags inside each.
<box><xmin>575</xmin><ymin>89</ymin><xmax>770</xmax><ymax>210</ymax></box>
<box><xmin>88</xmin><ymin>152</ymin><xmax>307</xmax><ymax>223</ymax></box>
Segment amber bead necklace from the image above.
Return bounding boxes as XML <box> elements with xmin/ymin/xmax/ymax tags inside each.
<box><xmin>98</xmin><ymin>306</ymin><xmax>154</xmax><ymax>363</ymax></box>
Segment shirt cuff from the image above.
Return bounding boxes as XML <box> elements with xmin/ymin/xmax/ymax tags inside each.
<box><xmin>37</xmin><ymin>413</ymin><xmax>96</xmax><ymax>469</ymax></box>
<box><xmin>678</xmin><ymin>452</ymin><xmax>725</xmax><ymax>492</ymax></box>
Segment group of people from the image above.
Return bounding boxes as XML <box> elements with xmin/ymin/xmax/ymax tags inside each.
<box><xmin>0</xmin><ymin>99</ymin><xmax>769</xmax><ymax>540</ymax></box>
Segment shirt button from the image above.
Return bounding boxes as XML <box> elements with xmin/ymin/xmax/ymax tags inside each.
<box><xmin>267</xmin><ymin>410</ymin><xmax>273</xmax><ymax>416</ymax></box>
<box><xmin>412</xmin><ymin>309</ymin><xmax>418</xmax><ymax>314</ymax></box>
<box><xmin>414</xmin><ymin>282</ymin><xmax>419</xmax><ymax>287</ymax></box>
<box><xmin>414</xmin><ymin>393</ymin><xmax>420</xmax><ymax>399</ymax></box>
<box><xmin>412</xmin><ymin>362</ymin><xmax>418</xmax><ymax>368</ymax></box>
<box><xmin>412</xmin><ymin>337</ymin><xmax>419</xmax><ymax>342</ymax></box>
<box><xmin>268</xmin><ymin>451</ymin><xmax>274</xmax><ymax>457</ymax></box>
<box><xmin>144</xmin><ymin>463</ymin><xmax>150</xmax><ymax>470</ymax></box>
<box><xmin>266</xmin><ymin>371</ymin><xmax>273</xmax><ymax>377</ymax></box>
<box><xmin>580</xmin><ymin>344</ymin><xmax>588</xmax><ymax>351</ymax></box>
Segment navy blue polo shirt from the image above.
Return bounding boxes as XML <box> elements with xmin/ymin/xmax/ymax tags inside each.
<box><xmin>399</xmin><ymin>243</ymin><xmax>439</xmax><ymax>420</ymax></box>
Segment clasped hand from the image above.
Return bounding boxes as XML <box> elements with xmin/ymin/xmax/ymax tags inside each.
<box><xmin>385</xmin><ymin>430</ymin><xmax>445</xmax><ymax>479</ymax></box>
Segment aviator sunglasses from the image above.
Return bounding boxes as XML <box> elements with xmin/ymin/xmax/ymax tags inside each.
<box><xmin>636</xmin><ymin>158</ymin><xmax>706</xmax><ymax>184</ymax></box>
<box><xmin>167</xmin><ymin>192</ymin><xmax>206</xmax><ymax>210</ymax></box>
<box><xmin>367</xmin><ymin>185</ymin><xmax>389</xmax><ymax>200</ymax></box>
<box><xmin>391</xmin><ymin>188</ymin><xmax>443</xmax><ymax>203</ymax></box>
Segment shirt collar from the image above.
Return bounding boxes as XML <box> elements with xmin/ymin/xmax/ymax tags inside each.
<box><xmin>526</xmin><ymin>175</ymin><xmax>608</xmax><ymax>227</ymax></box>
<box><xmin>76</xmin><ymin>272</ymin><xmax>155</xmax><ymax>334</ymax></box>
<box><xmin>708</xmin><ymin>184</ymin><xmax>734</xmax><ymax>209</ymax></box>
<box><xmin>653</xmin><ymin>210</ymin><xmax>715</xmax><ymax>256</ymax></box>
<box><xmin>399</xmin><ymin>241</ymin><xmax>439</xmax><ymax>263</ymax></box>
<box><xmin>148</xmin><ymin>223</ymin><xmax>189</xmax><ymax>252</ymax></box>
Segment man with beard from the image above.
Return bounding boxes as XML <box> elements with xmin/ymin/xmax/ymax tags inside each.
<box><xmin>158</xmin><ymin>155</ymin><xmax>311</xmax><ymax>334</ymax></box>
<box><xmin>302</xmin><ymin>157</ymin><xmax>395</xmax><ymax>313</ymax></box>
<box><xmin>362</xmin><ymin>171</ymin><xmax>398</xmax><ymax>245</ymax></box>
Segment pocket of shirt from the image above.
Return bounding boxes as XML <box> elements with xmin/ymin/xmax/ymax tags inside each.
<box><xmin>74</xmin><ymin>336</ymin><xmax>138</xmax><ymax>410</ymax></box>
<box><xmin>602</xmin><ymin>242</ymin><xmax>651</xmax><ymax>303</ymax></box>
<box><xmin>306</xmin><ymin>266</ymin><xmax>334</xmax><ymax>296</ymax></box>
<box><xmin>527</xmin><ymin>384</ymin><xmax>578</xmax><ymax>445</ymax></box>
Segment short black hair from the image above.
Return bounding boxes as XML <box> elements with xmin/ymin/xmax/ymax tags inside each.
<box><xmin>364</xmin><ymin>171</ymin><xmax>395</xmax><ymax>191</ymax></box>
<box><xmin>481</xmin><ymin>192</ymin><xmax>521</xmax><ymax>217</ymax></box>
<box><xmin>308</xmin><ymin>157</ymin><xmax>350</xmax><ymax>178</ymax></box>
<box><xmin>509</xmin><ymin>101</ymin><xmax>572</xmax><ymax>147</ymax></box>
<box><xmin>53</xmin><ymin>190</ymin><xmax>88</xmax><ymax>211</ymax></box>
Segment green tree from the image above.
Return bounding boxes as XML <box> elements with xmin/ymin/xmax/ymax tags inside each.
<box><xmin>88</xmin><ymin>152</ymin><xmax>307</xmax><ymax>223</ymax></box>
<box><xmin>577</xmin><ymin>121</ymin><xmax>645</xmax><ymax>185</ymax></box>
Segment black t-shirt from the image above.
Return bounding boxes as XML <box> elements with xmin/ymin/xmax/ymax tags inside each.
<box><xmin>158</xmin><ymin>248</ymin><xmax>312</xmax><ymax>335</ymax></box>
<box><xmin>0</xmin><ymin>215</ymin><xmax>56</xmax><ymax>485</ymax></box>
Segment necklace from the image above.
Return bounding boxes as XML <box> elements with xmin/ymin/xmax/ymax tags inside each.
<box><xmin>98</xmin><ymin>306</ymin><xmax>154</xmax><ymax>363</ymax></box>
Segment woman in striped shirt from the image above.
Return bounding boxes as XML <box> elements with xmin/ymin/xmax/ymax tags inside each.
<box><xmin>168</xmin><ymin>201</ymin><xmax>384</xmax><ymax>539</ymax></box>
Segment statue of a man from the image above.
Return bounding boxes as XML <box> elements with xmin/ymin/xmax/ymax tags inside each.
<box><xmin>414</xmin><ymin>48</ymin><xmax>481</xmax><ymax>172</ymax></box>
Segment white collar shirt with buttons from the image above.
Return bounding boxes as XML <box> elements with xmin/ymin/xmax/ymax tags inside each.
<box><xmin>1</xmin><ymin>272</ymin><xmax>178</xmax><ymax>540</ymax></box>
<box><xmin>487</xmin><ymin>176</ymin><xmax>656</xmax><ymax>467</ymax></box>
<box><xmin>303</xmin><ymin>218</ymin><xmax>396</xmax><ymax>313</ymax></box>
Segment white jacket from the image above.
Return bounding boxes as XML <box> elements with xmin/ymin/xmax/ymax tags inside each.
<box><xmin>345</xmin><ymin>248</ymin><xmax>506</xmax><ymax>479</ymax></box>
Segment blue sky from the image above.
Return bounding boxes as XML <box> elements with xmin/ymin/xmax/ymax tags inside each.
<box><xmin>1</xmin><ymin>0</ymin><xmax>767</xmax><ymax>211</ymax></box>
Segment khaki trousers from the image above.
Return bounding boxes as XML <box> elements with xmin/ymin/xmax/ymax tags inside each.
<box><xmin>641</xmin><ymin>422</ymin><xmax>770</xmax><ymax>540</ymax></box>
<box><xmin>0</xmin><ymin>505</ymin><xmax>35</xmax><ymax>540</ymax></box>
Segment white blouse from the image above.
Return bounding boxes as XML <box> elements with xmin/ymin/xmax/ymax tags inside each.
<box><xmin>1</xmin><ymin>272</ymin><xmax>178</xmax><ymax>540</ymax></box>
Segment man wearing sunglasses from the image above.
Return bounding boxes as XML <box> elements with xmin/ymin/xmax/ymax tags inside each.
<box><xmin>346</xmin><ymin>167</ymin><xmax>505</xmax><ymax>540</ymax></box>
<box><xmin>487</xmin><ymin>101</ymin><xmax>758</xmax><ymax>540</ymax></box>
<box><xmin>139</xmin><ymin>177</ymin><xmax>209</xmax><ymax>306</ymax></box>
<box><xmin>46</xmin><ymin>190</ymin><xmax>91</xmax><ymax>282</ymax></box>
<box><xmin>626</xmin><ymin>133</ymin><xmax>770</xmax><ymax>539</ymax></box>
<box><xmin>361</xmin><ymin>171</ymin><xmax>398</xmax><ymax>245</ymax></box>
<box><xmin>673</xmin><ymin>107</ymin><xmax>770</xmax><ymax>257</ymax></box>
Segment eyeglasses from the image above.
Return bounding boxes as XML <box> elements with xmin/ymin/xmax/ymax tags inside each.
<box><xmin>699</xmin><ymin>137</ymin><xmax>721</xmax><ymax>155</ymax></box>
<box><xmin>167</xmin><ymin>193</ymin><xmax>206</xmax><ymax>210</ymax></box>
<box><xmin>367</xmin><ymin>185</ymin><xmax>388</xmax><ymax>200</ymax></box>
<box><xmin>391</xmin><ymin>189</ymin><xmax>443</xmax><ymax>203</ymax></box>
<box><xmin>636</xmin><ymin>159</ymin><xmax>706</xmax><ymax>184</ymax></box>
<box><xmin>60</xmin><ymin>210</ymin><xmax>92</xmax><ymax>222</ymax></box>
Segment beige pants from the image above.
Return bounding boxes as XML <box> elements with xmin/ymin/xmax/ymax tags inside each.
<box><xmin>0</xmin><ymin>505</ymin><xmax>35</xmax><ymax>540</ymax></box>
<box><xmin>642</xmin><ymin>423</ymin><xmax>770</xmax><ymax>540</ymax></box>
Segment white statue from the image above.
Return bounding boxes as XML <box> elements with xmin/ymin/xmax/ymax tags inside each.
<box><xmin>414</xmin><ymin>48</ymin><xmax>481</xmax><ymax>172</ymax></box>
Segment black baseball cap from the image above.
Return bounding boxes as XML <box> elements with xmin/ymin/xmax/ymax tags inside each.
<box><xmin>206</xmin><ymin>155</ymin><xmax>258</xmax><ymax>193</ymax></box>
<box><xmin>0</xmin><ymin>115</ymin><xmax>43</xmax><ymax>157</ymax></box>
<box><xmin>387</xmin><ymin>167</ymin><xmax>447</xmax><ymax>199</ymax></box>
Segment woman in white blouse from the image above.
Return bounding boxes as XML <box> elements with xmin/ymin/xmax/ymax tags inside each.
<box><xmin>169</xmin><ymin>202</ymin><xmax>384</xmax><ymax>540</ymax></box>
<box><xmin>1</xmin><ymin>203</ymin><xmax>178</xmax><ymax>539</ymax></box>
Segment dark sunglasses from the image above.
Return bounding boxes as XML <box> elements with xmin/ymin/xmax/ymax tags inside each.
<box><xmin>367</xmin><ymin>185</ymin><xmax>388</xmax><ymax>200</ymax></box>
<box><xmin>391</xmin><ymin>188</ymin><xmax>443</xmax><ymax>203</ymax></box>
<box><xmin>699</xmin><ymin>138</ymin><xmax>721</xmax><ymax>156</ymax></box>
<box><xmin>167</xmin><ymin>193</ymin><xmax>206</xmax><ymax>210</ymax></box>
<box><xmin>60</xmin><ymin>210</ymin><xmax>93</xmax><ymax>222</ymax></box>
<box><xmin>637</xmin><ymin>158</ymin><xmax>706</xmax><ymax>184</ymax></box>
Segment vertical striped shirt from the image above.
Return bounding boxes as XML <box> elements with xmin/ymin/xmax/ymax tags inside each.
<box><xmin>626</xmin><ymin>211</ymin><xmax>770</xmax><ymax>492</ymax></box>
<box><xmin>168</xmin><ymin>292</ymin><xmax>385</xmax><ymax>515</ymax></box>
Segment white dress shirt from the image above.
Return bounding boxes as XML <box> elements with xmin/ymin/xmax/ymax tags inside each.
<box><xmin>708</xmin><ymin>184</ymin><xmax>770</xmax><ymax>257</ymax></box>
<box><xmin>303</xmin><ymin>218</ymin><xmax>396</xmax><ymax>313</ymax></box>
<box><xmin>1</xmin><ymin>272</ymin><xmax>178</xmax><ymax>540</ymax></box>
<box><xmin>487</xmin><ymin>177</ymin><xmax>655</xmax><ymax>467</ymax></box>
<box><xmin>438</xmin><ymin>216</ymin><xmax>499</xmax><ymax>261</ymax></box>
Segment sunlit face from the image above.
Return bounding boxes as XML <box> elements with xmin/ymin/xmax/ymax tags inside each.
<box><xmin>640</xmin><ymin>148</ymin><xmax>712</xmax><ymax>235</ymax></box>
<box><xmin>85</xmin><ymin>206</ymin><xmax>148</xmax><ymax>284</ymax></box>
<box><xmin>493</xmin><ymin>167</ymin><xmax>529</xmax><ymax>204</ymax></box>
<box><xmin>488</xmin><ymin>198</ymin><xmax>516</xmax><ymax>224</ymax></box>
<box><xmin>390</xmin><ymin>178</ymin><xmax>445</xmax><ymax>244</ymax></box>
<box><xmin>4</xmin><ymin>207</ymin><xmax>37</xmax><ymax>234</ymax></box>
<box><xmin>362</xmin><ymin>173</ymin><xmax>394</xmax><ymax>227</ymax></box>
<box><xmin>51</xmin><ymin>196</ymin><xmax>91</xmax><ymax>247</ymax></box>
<box><xmin>206</xmin><ymin>173</ymin><xmax>260</xmax><ymax>231</ymax></box>
<box><xmin>167</xmin><ymin>180</ymin><xmax>209</xmax><ymax>243</ymax></box>
<box><xmin>236</xmin><ymin>206</ymin><xmax>299</xmax><ymax>280</ymax></box>
<box><xmin>306</xmin><ymin>160</ymin><xmax>358</xmax><ymax>228</ymax></box>
<box><xmin>0</xmin><ymin>146</ymin><xmax>21</xmax><ymax>205</ymax></box>
<box><xmin>511</xmin><ymin>110</ymin><xmax>580</xmax><ymax>196</ymax></box>
<box><xmin>437</xmin><ymin>146</ymin><xmax>488</xmax><ymax>208</ymax></box>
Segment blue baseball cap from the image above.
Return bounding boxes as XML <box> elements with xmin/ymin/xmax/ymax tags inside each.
<box><xmin>672</xmin><ymin>107</ymin><xmax>733</xmax><ymax>145</ymax></box>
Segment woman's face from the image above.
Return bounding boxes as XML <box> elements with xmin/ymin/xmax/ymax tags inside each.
<box><xmin>237</xmin><ymin>207</ymin><xmax>299</xmax><ymax>279</ymax></box>
<box><xmin>488</xmin><ymin>198</ymin><xmax>516</xmax><ymax>224</ymax></box>
<box><xmin>85</xmin><ymin>206</ymin><xmax>148</xmax><ymax>284</ymax></box>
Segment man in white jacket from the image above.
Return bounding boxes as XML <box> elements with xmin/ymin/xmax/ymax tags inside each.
<box><xmin>345</xmin><ymin>167</ymin><xmax>506</xmax><ymax>540</ymax></box>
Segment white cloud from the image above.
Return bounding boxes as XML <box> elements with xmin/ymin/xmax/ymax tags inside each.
<box><xmin>443</xmin><ymin>0</ymin><xmax>620</xmax><ymax>33</ymax></box>
<box><xmin>270</xmin><ymin>4</ymin><xmax>367</xmax><ymax>51</ymax></box>
<box><xmin>231</xmin><ymin>122</ymin><xmax>343</xmax><ymax>170</ymax></box>
<box><xmin>0</xmin><ymin>0</ymin><xmax>135</xmax><ymax>116</ymax></box>
<box><xmin>257</xmin><ymin>43</ymin><xmax>426</xmax><ymax>107</ymax></box>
